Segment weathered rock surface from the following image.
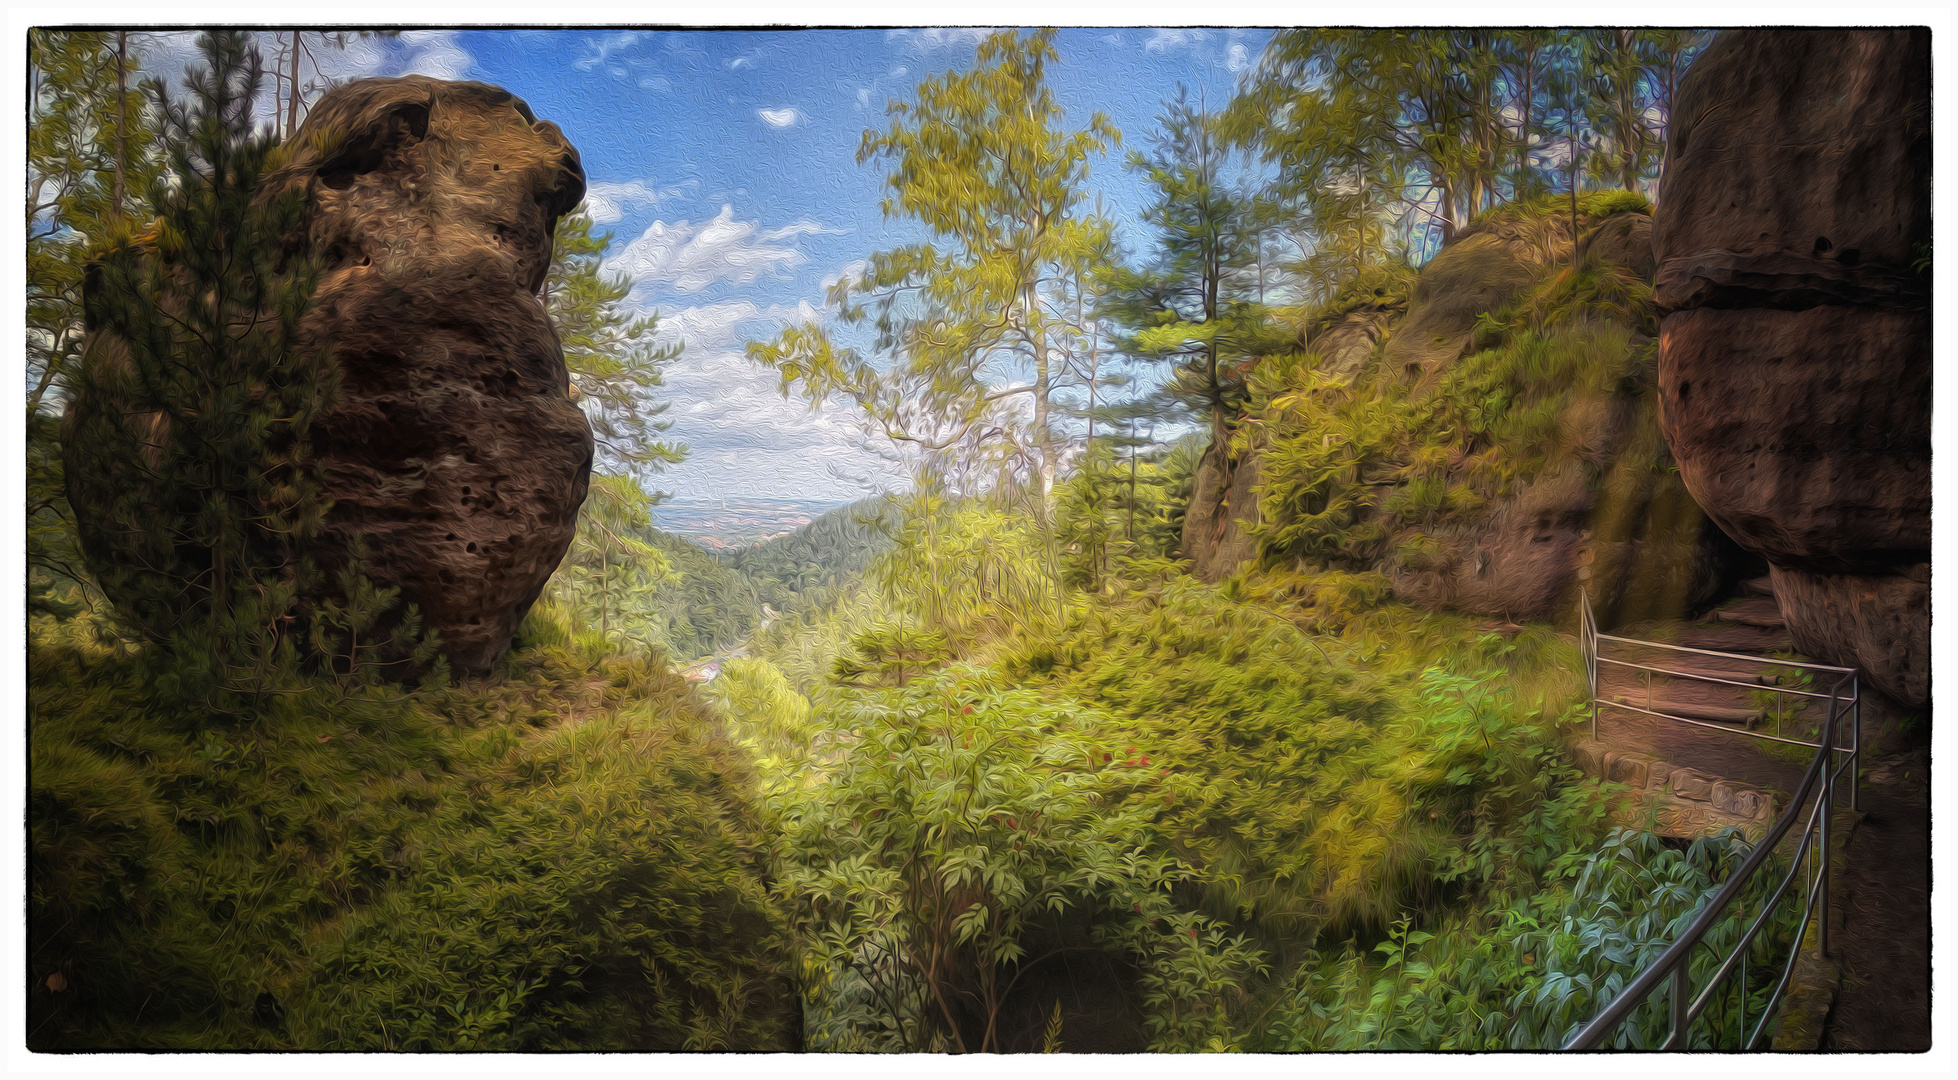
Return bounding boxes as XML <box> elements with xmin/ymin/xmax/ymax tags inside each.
<box><xmin>1655</xmin><ymin>29</ymin><xmax>1931</xmax><ymax>706</ymax></box>
<box><xmin>275</xmin><ymin>77</ymin><xmax>591</xmax><ymax>674</ymax></box>
<box><xmin>1186</xmin><ymin>201</ymin><xmax>1731</xmax><ymax>625</ymax></box>
<box><xmin>66</xmin><ymin>77</ymin><xmax>592</xmax><ymax>675</ymax></box>
<box><xmin>1181</xmin><ymin>441</ymin><xmax>1263</xmax><ymax>584</ymax></box>
<box><xmin>1377</xmin><ymin>230</ymin><xmax>1536</xmax><ymax>382</ymax></box>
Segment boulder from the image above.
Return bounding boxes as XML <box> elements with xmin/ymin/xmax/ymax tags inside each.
<box><xmin>1377</xmin><ymin>230</ymin><xmax>1536</xmax><ymax>381</ymax></box>
<box><xmin>1654</xmin><ymin>29</ymin><xmax>1931</xmax><ymax>705</ymax></box>
<box><xmin>1181</xmin><ymin>441</ymin><xmax>1263</xmax><ymax>584</ymax></box>
<box><xmin>66</xmin><ymin>77</ymin><xmax>593</xmax><ymax>676</ymax></box>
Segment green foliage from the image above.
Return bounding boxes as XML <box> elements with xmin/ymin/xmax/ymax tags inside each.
<box><xmin>1230</xmin><ymin>29</ymin><xmax>1708</xmax><ymax>292</ymax></box>
<box><xmin>61</xmin><ymin>32</ymin><xmax>330</xmax><ymax>680</ymax></box>
<box><xmin>1102</xmin><ymin>88</ymin><xmax>1278</xmax><ymax>449</ymax></box>
<box><xmin>298</xmin><ymin>655</ymin><xmax>793</xmax><ymax>1050</ymax></box>
<box><xmin>777</xmin><ymin>667</ymin><xmax>1261</xmax><ymax>1052</ymax></box>
<box><xmin>1056</xmin><ymin>436</ymin><xmax>1203</xmax><ymax>590</ymax></box>
<box><xmin>553</xmin><ymin>473</ymin><xmax>674</xmax><ymax>652</ymax></box>
<box><xmin>1249</xmin><ymin>190</ymin><xmax>1687</xmax><ymax>605</ymax></box>
<box><xmin>750</xmin><ymin>29</ymin><xmax>1117</xmax><ymax>507</ymax></box>
<box><xmin>1000</xmin><ymin>574</ymin><xmax>1595</xmax><ymax>954</ymax></box>
<box><xmin>29</xmin><ymin>631</ymin><xmax>793</xmax><ymax>1050</ymax></box>
<box><xmin>307</xmin><ymin>536</ymin><xmax>448</xmax><ymax>687</ymax></box>
<box><xmin>830</xmin><ymin>623</ymin><xmax>952</xmax><ymax>688</ymax></box>
<box><xmin>730</xmin><ymin>496</ymin><xmax>899</xmax><ymax>613</ymax></box>
<box><xmin>1265</xmin><ymin>827</ymin><xmax>1800</xmax><ymax>1050</ymax></box>
<box><xmin>547</xmin><ymin>208</ymin><xmax>685</xmax><ymax>474</ymax></box>
<box><xmin>871</xmin><ymin>492</ymin><xmax>1070</xmax><ymax>647</ymax></box>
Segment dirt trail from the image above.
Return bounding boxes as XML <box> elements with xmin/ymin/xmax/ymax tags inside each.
<box><xmin>1589</xmin><ymin>585</ymin><xmax>1930</xmax><ymax>1051</ymax></box>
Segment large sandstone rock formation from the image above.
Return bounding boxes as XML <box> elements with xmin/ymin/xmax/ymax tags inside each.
<box><xmin>66</xmin><ymin>77</ymin><xmax>593</xmax><ymax>675</ymax></box>
<box><xmin>1654</xmin><ymin>29</ymin><xmax>1931</xmax><ymax>706</ymax></box>
<box><xmin>1185</xmin><ymin>199</ymin><xmax>1730</xmax><ymax>627</ymax></box>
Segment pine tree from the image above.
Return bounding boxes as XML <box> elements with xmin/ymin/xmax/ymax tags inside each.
<box><xmin>28</xmin><ymin>30</ymin><xmax>164</xmax><ymax>619</ymax></box>
<box><xmin>546</xmin><ymin>208</ymin><xmax>687</xmax><ymax>475</ymax></box>
<box><xmin>62</xmin><ymin>31</ymin><xmax>332</xmax><ymax>687</ymax></box>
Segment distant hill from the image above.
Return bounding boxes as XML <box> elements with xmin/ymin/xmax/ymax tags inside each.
<box><xmin>642</xmin><ymin>498</ymin><xmax>898</xmax><ymax>661</ymax></box>
<box><xmin>651</xmin><ymin>497</ymin><xmax>848</xmax><ymax>548</ymax></box>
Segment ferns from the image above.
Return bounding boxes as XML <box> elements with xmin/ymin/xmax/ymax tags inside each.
<box><xmin>27</xmin><ymin>633</ymin><xmax>792</xmax><ymax>1049</ymax></box>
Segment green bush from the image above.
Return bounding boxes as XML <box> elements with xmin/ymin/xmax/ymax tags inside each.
<box><xmin>28</xmin><ymin>635</ymin><xmax>793</xmax><ymax>1049</ymax></box>
<box><xmin>776</xmin><ymin>667</ymin><xmax>1262</xmax><ymax>1052</ymax></box>
<box><xmin>1264</xmin><ymin>827</ymin><xmax>1799</xmax><ymax>1050</ymax></box>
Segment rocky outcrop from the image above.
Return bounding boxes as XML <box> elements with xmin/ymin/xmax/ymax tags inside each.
<box><xmin>1181</xmin><ymin>440</ymin><xmax>1263</xmax><ymax>584</ymax></box>
<box><xmin>1378</xmin><ymin>228</ymin><xmax>1538</xmax><ymax>383</ymax></box>
<box><xmin>66</xmin><ymin>77</ymin><xmax>592</xmax><ymax>675</ymax></box>
<box><xmin>1654</xmin><ymin>29</ymin><xmax>1931</xmax><ymax>706</ymax></box>
<box><xmin>1188</xmin><ymin>195</ymin><xmax>1731</xmax><ymax>624</ymax></box>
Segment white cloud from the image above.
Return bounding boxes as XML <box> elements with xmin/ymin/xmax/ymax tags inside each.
<box><xmin>391</xmin><ymin>31</ymin><xmax>473</xmax><ymax>80</ymax></box>
<box><xmin>821</xmin><ymin>260</ymin><xmax>868</xmax><ymax>295</ymax></box>
<box><xmin>570</xmin><ymin>30</ymin><xmax>671</xmax><ymax>92</ymax></box>
<box><xmin>133</xmin><ymin>30</ymin><xmax>477</xmax><ymax>125</ymax></box>
<box><xmin>606</xmin><ymin>205</ymin><xmax>842</xmax><ymax>297</ymax></box>
<box><xmin>885</xmin><ymin>28</ymin><xmax>997</xmax><ymax>51</ymax></box>
<box><xmin>573</xmin><ymin>31</ymin><xmax>640</xmax><ymax>71</ymax></box>
<box><xmin>584</xmin><ymin>179</ymin><xmax>684</xmax><ymax>224</ymax></box>
<box><xmin>1145</xmin><ymin>29</ymin><xmax>1208</xmax><ymax>53</ymax></box>
<box><xmin>651</xmin><ymin>301</ymin><xmax>764</xmax><ymax>351</ymax></box>
<box><xmin>1226</xmin><ymin>42</ymin><xmax>1252</xmax><ymax>74</ymax></box>
<box><xmin>652</xmin><ymin>344</ymin><xmax>905</xmax><ymax>502</ymax></box>
<box><xmin>757</xmin><ymin>107</ymin><xmax>804</xmax><ymax>129</ymax></box>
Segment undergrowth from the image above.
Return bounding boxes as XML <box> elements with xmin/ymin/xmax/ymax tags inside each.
<box><xmin>27</xmin><ymin>605</ymin><xmax>794</xmax><ymax>1050</ymax></box>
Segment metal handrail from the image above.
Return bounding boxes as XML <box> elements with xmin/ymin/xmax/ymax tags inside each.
<box><xmin>1564</xmin><ymin>590</ymin><xmax>1859</xmax><ymax>1050</ymax></box>
<box><xmin>1578</xmin><ymin>591</ymin><xmax>1860</xmax><ymax>807</ymax></box>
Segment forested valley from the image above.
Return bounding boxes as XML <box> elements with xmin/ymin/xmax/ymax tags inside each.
<box><xmin>30</xmin><ymin>26</ymin><xmax>1919</xmax><ymax>1053</ymax></box>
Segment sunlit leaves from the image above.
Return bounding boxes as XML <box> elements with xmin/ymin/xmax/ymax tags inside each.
<box><xmin>776</xmin><ymin>667</ymin><xmax>1258</xmax><ymax>1052</ymax></box>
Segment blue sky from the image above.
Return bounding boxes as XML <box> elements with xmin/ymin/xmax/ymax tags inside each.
<box><xmin>136</xmin><ymin>28</ymin><xmax>1273</xmax><ymax>509</ymax></box>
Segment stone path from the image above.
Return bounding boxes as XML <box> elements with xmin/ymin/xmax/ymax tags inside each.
<box><xmin>1573</xmin><ymin>580</ymin><xmax>1929</xmax><ymax>1050</ymax></box>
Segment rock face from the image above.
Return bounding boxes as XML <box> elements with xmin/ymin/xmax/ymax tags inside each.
<box><xmin>67</xmin><ymin>77</ymin><xmax>592</xmax><ymax>675</ymax></box>
<box><xmin>1185</xmin><ymin>200</ymin><xmax>1731</xmax><ymax>625</ymax></box>
<box><xmin>1654</xmin><ymin>29</ymin><xmax>1931</xmax><ymax>706</ymax></box>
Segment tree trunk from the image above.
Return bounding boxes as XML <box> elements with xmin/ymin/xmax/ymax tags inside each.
<box><xmin>287</xmin><ymin>32</ymin><xmax>302</xmax><ymax>138</ymax></box>
<box><xmin>112</xmin><ymin>31</ymin><xmax>127</xmax><ymax>223</ymax></box>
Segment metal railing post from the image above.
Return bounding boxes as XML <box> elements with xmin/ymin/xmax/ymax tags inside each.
<box><xmin>1667</xmin><ymin>963</ymin><xmax>1690</xmax><ymax>1049</ymax></box>
<box><xmin>1819</xmin><ymin>692</ymin><xmax>1835</xmax><ymax>959</ymax></box>
<box><xmin>1852</xmin><ymin>675</ymin><xmax>1861</xmax><ymax>812</ymax></box>
<box><xmin>1738</xmin><ymin>944</ymin><xmax>1747</xmax><ymax>1049</ymax></box>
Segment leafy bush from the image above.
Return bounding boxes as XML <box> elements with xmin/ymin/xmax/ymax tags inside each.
<box><xmin>1265</xmin><ymin>827</ymin><xmax>1799</xmax><ymax>1050</ymax></box>
<box><xmin>999</xmin><ymin>574</ymin><xmax>1598</xmax><ymax>958</ymax></box>
<box><xmin>296</xmin><ymin>659</ymin><xmax>793</xmax><ymax>1050</ymax></box>
<box><xmin>776</xmin><ymin>667</ymin><xmax>1261</xmax><ymax>1052</ymax></box>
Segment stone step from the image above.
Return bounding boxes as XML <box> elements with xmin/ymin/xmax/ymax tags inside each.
<box><xmin>1610</xmin><ymin>695</ymin><xmax>1764</xmax><ymax>726</ymax></box>
<box><xmin>1568</xmin><ymin>737</ymin><xmax>1776</xmax><ymax>841</ymax></box>
<box><xmin>1741</xmin><ymin>576</ymin><xmax>1777</xmax><ymax>598</ymax></box>
<box><xmin>1604</xmin><ymin>659</ymin><xmax>1779</xmax><ymax>687</ymax></box>
<box><xmin>1712</xmin><ymin>607</ymin><xmax>1789</xmax><ymax>630</ymax></box>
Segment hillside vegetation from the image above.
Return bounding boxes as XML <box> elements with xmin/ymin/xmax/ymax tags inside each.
<box><xmin>27</xmin><ymin>28</ymin><xmax>1806</xmax><ymax>1053</ymax></box>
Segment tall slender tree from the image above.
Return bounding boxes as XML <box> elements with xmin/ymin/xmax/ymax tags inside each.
<box><xmin>1104</xmin><ymin>89</ymin><xmax>1274</xmax><ymax>454</ymax></box>
<box><xmin>749</xmin><ymin>29</ymin><xmax>1117</xmax><ymax>521</ymax></box>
